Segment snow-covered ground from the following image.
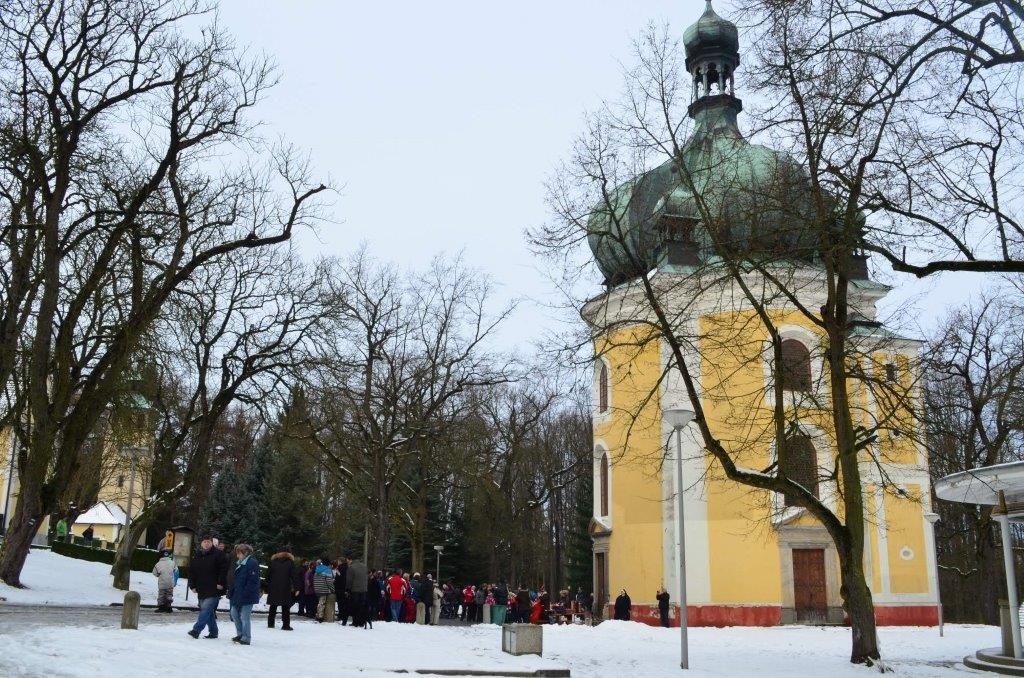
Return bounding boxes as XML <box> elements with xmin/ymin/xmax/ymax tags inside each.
<box><xmin>0</xmin><ymin>548</ymin><xmax>262</xmax><ymax>610</ymax></box>
<box><xmin>0</xmin><ymin>549</ymin><xmax>1003</xmax><ymax>677</ymax></box>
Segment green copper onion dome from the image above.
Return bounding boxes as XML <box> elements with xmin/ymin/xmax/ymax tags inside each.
<box><xmin>683</xmin><ymin>1</ymin><xmax>740</xmax><ymax>68</ymax></box>
<box><xmin>587</xmin><ymin>3</ymin><xmax>820</xmax><ymax>286</ymax></box>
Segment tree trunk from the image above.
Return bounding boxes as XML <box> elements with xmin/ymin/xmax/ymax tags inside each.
<box><xmin>112</xmin><ymin>516</ymin><xmax>151</xmax><ymax>590</ymax></box>
<box><xmin>838</xmin><ymin>540</ymin><xmax>881</xmax><ymax>664</ymax></box>
<box><xmin>0</xmin><ymin>481</ymin><xmax>44</xmax><ymax>586</ymax></box>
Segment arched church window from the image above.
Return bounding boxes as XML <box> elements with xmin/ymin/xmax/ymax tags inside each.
<box><xmin>600</xmin><ymin>453</ymin><xmax>610</xmax><ymax>516</ymax></box>
<box><xmin>598</xmin><ymin>362</ymin><xmax>610</xmax><ymax>413</ymax></box>
<box><xmin>780</xmin><ymin>339</ymin><xmax>812</xmax><ymax>391</ymax></box>
<box><xmin>781</xmin><ymin>435</ymin><xmax>818</xmax><ymax>507</ymax></box>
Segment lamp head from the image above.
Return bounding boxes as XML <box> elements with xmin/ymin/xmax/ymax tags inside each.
<box><xmin>664</xmin><ymin>405</ymin><xmax>696</xmax><ymax>430</ymax></box>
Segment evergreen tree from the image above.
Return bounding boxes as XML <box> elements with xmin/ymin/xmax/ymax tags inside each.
<box><xmin>259</xmin><ymin>432</ymin><xmax>325</xmax><ymax>559</ymax></box>
<box><xmin>565</xmin><ymin>470</ymin><xmax>593</xmax><ymax>592</ymax></box>
<box><xmin>198</xmin><ymin>462</ymin><xmax>260</xmax><ymax>548</ymax></box>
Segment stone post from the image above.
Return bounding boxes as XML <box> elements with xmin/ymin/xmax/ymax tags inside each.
<box><xmin>324</xmin><ymin>594</ymin><xmax>336</xmax><ymax>623</ymax></box>
<box><xmin>416</xmin><ymin>602</ymin><xmax>426</xmax><ymax>625</ymax></box>
<box><xmin>482</xmin><ymin>603</ymin><xmax>491</xmax><ymax>624</ymax></box>
<box><xmin>121</xmin><ymin>591</ymin><xmax>141</xmax><ymax>630</ymax></box>
<box><xmin>501</xmin><ymin>623</ymin><xmax>542</xmax><ymax>656</ymax></box>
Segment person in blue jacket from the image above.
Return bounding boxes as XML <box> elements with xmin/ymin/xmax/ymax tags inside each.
<box><xmin>227</xmin><ymin>543</ymin><xmax>261</xmax><ymax>645</ymax></box>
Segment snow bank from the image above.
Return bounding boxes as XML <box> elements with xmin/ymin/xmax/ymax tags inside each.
<box><xmin>0</xmin><ymin>548</ymin><xmax>258</xmax><ymax>610</ymax></box>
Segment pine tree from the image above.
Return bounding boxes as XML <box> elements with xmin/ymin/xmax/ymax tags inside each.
<box><xmin>565</xmin><ymin>470</ymin><xmax>593</xmax><ymax>592</ymax></box>
<box><xmin>198</xmin><ymin>462</ymin><xmax>260</xmax><ymax>548</ymax></box>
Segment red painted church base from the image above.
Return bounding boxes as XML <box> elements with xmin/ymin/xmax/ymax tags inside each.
<box><xmin>607</xmin><ymin>604</ymin><xmax>939</xmax><ymax>628</ymax></box>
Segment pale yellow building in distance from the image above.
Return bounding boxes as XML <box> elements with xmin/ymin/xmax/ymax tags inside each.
<box><xmin>583</xmin><ymin>5</ymin><xmax>937</xmax><ymax>627</ymax></box>
<box><xmin>0</xmin><ymin>392</ymin><xmax>154</xmax><ymax>547</ymax></box>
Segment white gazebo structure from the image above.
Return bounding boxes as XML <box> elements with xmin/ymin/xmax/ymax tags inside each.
<box><xmin>935</xmin><ymin>461</ymin><xmax>1024</xmax><ymax>673</ymax></box>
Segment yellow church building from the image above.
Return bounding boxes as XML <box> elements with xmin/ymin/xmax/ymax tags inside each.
<box><xmin>0</xmin><ymin>388</ymin><xmax>154</xmax><ymax>547</ymax></box>
<box><xmin>584</xmin><ymin>4</ymin><xmax>938</xmax><ymax>628</ymax></box>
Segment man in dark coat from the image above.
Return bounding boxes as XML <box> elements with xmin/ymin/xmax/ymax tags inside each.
<box><xmin>267</xmin><ymin>548</ymin><xmax>297</xmax><ymax>630</ymax></box>
<box><xmin>418</xmin><ymin>574</ymin><xmax>435</xmax><ymax>625</ymax></box>
<box><xmin>516</xmin><ymin>586</ymin><xmax>531</xmax><ymax>623</ymax></box>
<box><xmin>656</xmin><ymin>587</ymin><xmax>671</xmax><ymax>628</ymax></box>
<box><xmin>188</xmin><ymin>535</ymin><xmax>228</xmax><ymax>639</ymax></box>
<box><xmin>346</xmin><ymin>558</ymin><xmax>368</xmax><ymax>628</ymax></box>
<box><xmin>335</xmin><ymin>557</ymin><xmax>350</xmax><ymax>625</ymax></box>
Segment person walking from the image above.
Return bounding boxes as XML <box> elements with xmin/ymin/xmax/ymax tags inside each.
<box><xmin>188</xmin><ymin>535</ymin><xmax>228</xmax><ymax>639</ymax></box>
<box><xmin>613</xmin><ymin>588</ymin><xmax>632</xmax><ymax>621</ymax></box>
<box><xmin>152</xmin><ymin>550</ymin><xmax>178</xmax><ymax>613</ymax></box>
<box><xmin>228</xmin><ymin>544</ymin><xmax>261</xmax><ymax>645</ymax></box>
<box><xmin>347</xmin><ymin>556</ymin><xmax>368</xmax><ymax>628</ymax></box>
<box><xmin>267</xmin><ymin>547</ymin><xmax>297</xmax><ymax>631</ymax></box>
<box><xmin>491</xmin><ymin>580</ymin><xmax>509</xmax><ymax>625</ymax></box>
<box><xmin>313</xmin><ymin>557</ymin><xmax>335</xmax><ymax>622</ymax></box>
<box><xmin>656</xmin><ymin>586</ymin><xmax>671</xmax><ymax>628</ymax></box>
<box><xmin>387</xmin><ymin>570</ymin><xmax>406</xmax><ymax>622</ymax></box>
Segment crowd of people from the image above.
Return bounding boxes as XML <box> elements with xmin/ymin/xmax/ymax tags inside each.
<box><xmin>169</xmin><ymin>534</ymin><xmax>600</xmax><ymax>647</ymax></box>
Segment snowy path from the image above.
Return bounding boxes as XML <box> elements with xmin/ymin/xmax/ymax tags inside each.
<box><xmin>0</xmin><ymin>549</ymin><xmax>1004</xmax><ymax>677</ymax></box>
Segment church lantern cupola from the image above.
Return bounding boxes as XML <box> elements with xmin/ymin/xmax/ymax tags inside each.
<box><xmin>683</xmin><ymin>1</ymin><xmax>741</xmax><ymax>115</ymax></box>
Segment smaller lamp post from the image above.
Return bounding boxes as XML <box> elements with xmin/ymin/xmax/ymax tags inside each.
<box><xmin>923</xmin><ymin>511</ymin><xmax>943</xmax><ymax>637</ymax></box>
<box><xmin>664</xmin><ymin>404</ymin><xmax>696</xmax><ymax>671</ymax></box>
<box><xmin>434</xmin><ymin>544</ymin><xmax>444</xmax><ymax>582</ymax></box>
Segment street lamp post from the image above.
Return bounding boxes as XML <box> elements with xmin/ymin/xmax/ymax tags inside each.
<box><xmin>123</xmin><ymin>446</ymin><xmax>150</xmax><ymax>530</ymax></box>
<box><xmin>923</xmin><ymin>511</ymin><xmax>943</xmax><ymax>637</ymax></box>
<box><xmin>434</xmin><ymin>545</ymin><xmax>444</xmax><ymax>582</ymax></box>
<box><xmin>664</xmin><ymin>404</ymin><xmax>696</xmax><ymax>671</ymax></box>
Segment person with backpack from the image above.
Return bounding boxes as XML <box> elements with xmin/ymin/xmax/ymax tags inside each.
<box><xmin>152</xmin><ymin>550</ymin><xmax>178</xmax><ymax>613</ymax></box>
<box><xmin>313</xmin><ymin>557</ymin><xmax>335</xmax><ymax>622</ymax></box>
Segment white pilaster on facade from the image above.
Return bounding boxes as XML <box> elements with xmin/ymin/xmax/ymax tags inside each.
<box><xmin>661</xmin><ymin>335</ymin><xmax>711</xmax><ymax>605</ymax></box>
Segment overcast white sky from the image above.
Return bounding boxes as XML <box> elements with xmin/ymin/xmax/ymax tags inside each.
<box><xmin>215</xmin><ymin>0</ymin><xmax>988</xmax><ymax>351</ymax></box>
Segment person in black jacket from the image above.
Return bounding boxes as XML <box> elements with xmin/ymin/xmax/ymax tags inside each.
<box><xmin>613</xmin><ymin>589</ymin><xmax>632</xmax><ymax>621</ymax></box>
<box><xmin>515</xmin><ymin>586</ymin><xmax>530</xmax><ymax>624</ymax></box>
<box><xmin>418</xmin><ymin>574</ymin><xmax>435</xmax><ymax>625</ymax></box>
<box><xmin>656</xmin><ymin>587</ymin><xmax>671</xmax><ymax>628</ymax></box>
<box><xmin>335</xmin><ymin>557</ymin><xmax>350</xmax><ymax>625</ymax></box>
<box><xmin>188</xmin><ymin>535</ymin><xmax>228</xmax><ymax>639</ymax></box>
<box><xmin>492</xmin><ymin>581</ymin><xmax>509</xmax><ymax>625</ymax></box>
<box><xmin>267</xmin><ymin>548</ymin><xmax>298</xmax><ymax>630</ymax></box>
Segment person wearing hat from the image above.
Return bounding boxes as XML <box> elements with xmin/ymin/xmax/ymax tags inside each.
<box><xmin>152</xmin><ymin>550</ymin><xmax>178</xmax><ymax>613</ymax></box>
<box><xmin>187</xmin><ymin>534</ymin><xmax>228</xmax><ymax>639</ymax></box>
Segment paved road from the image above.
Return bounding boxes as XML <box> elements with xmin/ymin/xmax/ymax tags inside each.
<box><xmin>0</xmin><ymin>604</ymin><xmax>187</xmax><ymax>631</ymax></box>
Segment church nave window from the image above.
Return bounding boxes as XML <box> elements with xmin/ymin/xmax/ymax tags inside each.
<box><xmin>599</xmin><ymin>452</ymin><xmax>610</xmax><ymax>517</ymax></box>
<box><xmin>780</xmin><ymin>339</ymin><xmax>812</xmax><ymax>391</ymax></box>
<box><xmin>598</xmin><ymin>361</ymin><xmax>610</xmax><ymax>413</ymax></box>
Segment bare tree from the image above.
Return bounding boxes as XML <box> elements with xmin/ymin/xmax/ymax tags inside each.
<box><xmin>0</xmin><ymin>0</ymin><xmax>327</xmax><ymax>585</ymax></box>
<box><xmin>300</xmin><ymin>250</ymin><xmax>513</xmax><ymax>570</ymax></box>
<box><xmin>924</xmin><ymin>288</ymin><xmax>1024</xmax><ymax>622</ymax></box>
<box><xmin>109</xmin><ymin>248</ymin><xmax>329</xmax><ymax>589</ymax></box>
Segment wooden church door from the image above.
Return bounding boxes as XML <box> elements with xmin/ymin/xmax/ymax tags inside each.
<box><xmin>793</xmin><ymin>548</ymin><xmax>827</xmax><ymax>623</ymax></box>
